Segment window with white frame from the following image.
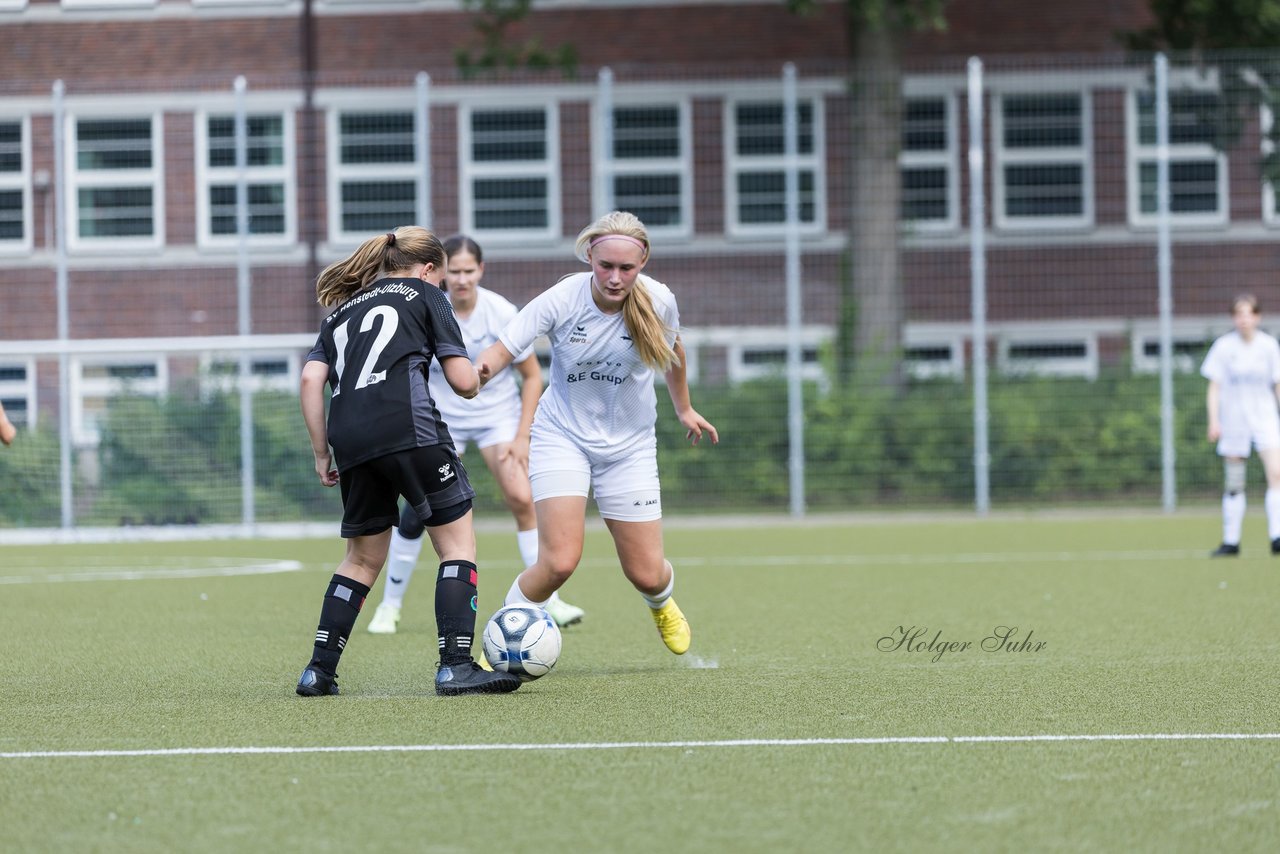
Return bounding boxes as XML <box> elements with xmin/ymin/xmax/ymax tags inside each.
<box><xmin>900</xmin><ymin>95</ymin><xmax>957</xmax><ymax>229</ymax></box>
<box><xmin>602</xmin><ymin>102</ymin><xmax>691</xmax><ymax>235</ymax></box>
<box><xmin>71</xmin><ymin>357</ymin><xmax>166</xmax><ymax>445</ymax></box>
<box><xmin>198</xmin><ymin>111</ymin><xmax>294</xmax><ymax>246</ymax></box>
<box><xmin>1129</xmin><ymin>89</ymin><xmax>1228</xmax><ymax>225</ymax></box>
<box><xmin>729</xmin><ymin>343</ymin><xmax>823</xmax><ymax>385</ymax></box>
<box><xmin>0</xmin><ymin>118</ymin><xmax>28</xmax><ymax>250</ymax></box>
<box><xmin>461</xmin><ymin>105</ymin><xmax>558</xmax><ymax>241</ymax></box>
<box><xmin>0</xmin><ymin>3</ymin><xmax>27</xmax><ymax>16</ymax></box>
<box><xmin>995</xmin><ymin>91</ymin><xmax>1092</xmax><ymax>229</ymax></box>
<box><xmin>1131</xmin><ymin>330</ymin><xmax>1214</xmax><ymax>374</ymax></box>
<box><xmin>329</xmin><ymin>110</ymin><xmax>419</xmax><ymax>242</ymax></box>
<box><xmin>62</xmin><ymin>1</ymin><xmax>156</xmax><ymax>8</ymax></box>
<box><xmin>902</xmin><ymin>333</ymin><xmax>965</xmax><ymax>381</ymax></box>
<box><xmin>998</xmin><ymin>336</ymin><xmax>1097</xmax><ymax>379</ymax></box>
<box><xmin>726</xmin><ymin>97</ymin><xmax>824</xmax><ymax>234</ymax></box>
<box><xmin>193</xmin><ymin>0</ymin><xmax>287</xmax><ymax>6</ymax></box>
<box><xmin>69</xmin><ymin>115</ymin><xmax>163</xmax><ymax>248</ymax></box>
<box><xmin>0</xmin><ymin>361</ymin><xmax>35</xmax><ymax>429</ymax></box>
<box><xmin>1261</xmin><ymin>106</ymin><xmax>1280</xmax><ymax>225</ymax></box>
<box><xmin>200</xmin><ymin>352</ymin><xmax>299</xmax><ymax>396</ymax></box>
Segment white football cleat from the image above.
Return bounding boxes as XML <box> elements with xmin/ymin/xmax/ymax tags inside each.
<box><xmin>543</xmin><ymin>595</ymin><xmax>585</xmax><ymax>628</ymax></box>
<box><xmin>367</xmin><ymin>602</ymin><xmax>401</xmax><ymax>634</ymax></box>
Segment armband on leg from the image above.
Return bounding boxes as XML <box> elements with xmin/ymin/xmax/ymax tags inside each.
<box><xmin>1225</xmin><ymin>459</ymin><xmax>1246</xmax><ymax>495</ymax></box>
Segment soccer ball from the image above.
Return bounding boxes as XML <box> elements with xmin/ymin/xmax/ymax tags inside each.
<box><xmin>481</xmin><ymin>605</ymin><xmax>562</xmax><ymax>681</ymax></box>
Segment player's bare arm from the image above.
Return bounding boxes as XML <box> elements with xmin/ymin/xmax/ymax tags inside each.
<box><xmin>300</xmin><ymin>359</ymin><xmax>338</xmax><ymax>487</ymax></box>
<box><xmin>499</xmin><ymin>354</ymin><xmax>541</xmax><ymax>468</ymax></box>
<box><xmin>475</xmin><ymin>340</ymin><xmax>516</xmax><ymax>388</ymax></box>
<box><xmin>1206</xmin><ymin>379</ymin><xmax>1222</xmax><ymax>442</ymax></box>
<box><xmin>0</xmin><ymin>402</ymin><xmax>15</xmax><ymax>447</ymax></box>
<box><xmin>665</xmin><ymin>338</ymin><xmax>719</xmax><ymax>446</ymax></box>
<box><xmin>441</xmin><ymin>354</ymin><xmax>480</xmax><ymax>399</ymax></box>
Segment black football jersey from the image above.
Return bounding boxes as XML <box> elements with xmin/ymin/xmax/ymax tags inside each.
<box><xmin>307</xmin><ymin>277</ymin><xmax>467</xmax><ymax>470</ymax></box>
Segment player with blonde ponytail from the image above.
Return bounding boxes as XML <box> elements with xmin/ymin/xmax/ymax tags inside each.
<box><xmin>477</xmin><ymin>211</ymin><xmax>718</xmax><ymax>658</ymax></box>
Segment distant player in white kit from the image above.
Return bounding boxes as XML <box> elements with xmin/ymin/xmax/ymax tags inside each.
<box><xmin>367</xmin><ymin>235</ymin><xmax>587</xmax><ymax>633</ymax></box>
<box><xmin>476</xmin><ymin>211</ymin><xmax>718</xmax><ymax>656</ymax></box>
<box><xmin>1201</xmin><ymin>293</ymin><xmax>1280</xmax><ymax>556</ymax></box>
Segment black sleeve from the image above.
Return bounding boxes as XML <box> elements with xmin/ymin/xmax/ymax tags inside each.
<box><xmin>306</xmin><ymin>331</ymin><xmax>328</xmax><ymax>364</ymax></box>
<box><xmin>423</xmin><ymin>286</ymin><xmax>469</xmax><ymax>361</ymax></box>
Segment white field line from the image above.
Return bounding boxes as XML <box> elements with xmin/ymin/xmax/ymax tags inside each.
<box><xmin>0</xmin><ymin>558</ymin><xmax>304</xmax><ymax>585</ymax></box>
<box><xmin>0</xmin><ymin>548</ymin><xmax>1198</xmax><ymax>586</ymax></box>
<box><xmin>3</xmin><ymin>732</ymin><xmax>1278</xmax><ymax>760</ymax></box>
<box><xmin>580</xmin><ymin>549</ymin><xmax>1207</xmax><ymax>570</ymax></box>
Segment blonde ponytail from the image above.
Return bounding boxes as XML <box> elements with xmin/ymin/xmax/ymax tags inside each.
<box><xmin>625</xmin><ymin>279</ymin><xmax>679</xmax><ymax>372</ymax></box>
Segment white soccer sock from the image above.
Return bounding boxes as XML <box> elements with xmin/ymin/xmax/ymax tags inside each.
<box><xmin>505</xmin><ymin>574</ymin><xmax>548</xmax><ymax>608</ymax></box>
<box><xmin>640</xmin><ymin>562</ymin><xmax>675</xmax><ymax>609</ymax></box>
<box><xmin>516</xmin><ymin>527</ymin><xmax>539</xmax><ymax>568</ymax></box>
<box><xmin>1223</xmin><ymin>492</ymin><xmax>1246</xmax><ymax>546</ymax></box>
<box><xmin>1265</xmin><ymin>489</ymin><xmax>1280</xmax><ymax>540</ymax></box>
<box><xmin>380</xmin><ymin>528</ymin><xmax>424</xmax><ymax>608</ymax></box>
<box><xmin>515</xmin><ymin>528</ymin><xmax>567</xmax><ymax>605</ymax></box>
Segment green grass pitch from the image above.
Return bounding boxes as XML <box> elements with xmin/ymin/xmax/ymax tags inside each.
<box><xmin>1</xmin><ymin>511</ymin><xmax>1277</xmax><ymax>852</ymax></box>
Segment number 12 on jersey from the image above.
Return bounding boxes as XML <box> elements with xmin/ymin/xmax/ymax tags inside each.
<box><xmin>330</xmin><ymin>306</ymin><xmax>399</xmax><ymax>397</ymax></box>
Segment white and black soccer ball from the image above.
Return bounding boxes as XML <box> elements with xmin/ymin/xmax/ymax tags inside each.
<box><xmin>481</xmin><ymin>605</ymin><xmax>561</xmax><ymax>681</ymax></box>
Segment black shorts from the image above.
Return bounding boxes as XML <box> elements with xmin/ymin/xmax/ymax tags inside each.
<box><xmin>338</xmin><ymin>444</ymin><xmax>475</xmax><ymax>539</ymax></box>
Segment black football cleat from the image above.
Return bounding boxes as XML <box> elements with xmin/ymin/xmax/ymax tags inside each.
<box><xmin>296</xmin><ymin>666</ymin><xmax>339</xmax><ymax>696</ymax></box>
<box><xmin>435</xmin><ymin>660</ymin><xmax>521</xmax><ymax>696</ymax></box>
<box><xmin>1210</xmin><ymin>543</ymin><xmax>1240</xmax><ymax>558</ymax></box>
<box><xmin>1271</xmin><ymin>538</ymin><xmax>1280</xmax><ymax>555</ymax></box>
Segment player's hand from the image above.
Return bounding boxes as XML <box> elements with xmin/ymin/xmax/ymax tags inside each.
<box><xmin>476</xmin><ymin>360</ymin><xmax>493</xmax><ymax>387</ymax></box>
<box><xmin>678</xmin><ymin>409</ymin><xmax>719</xmax><ymax>446</ymax></box>
<box><xmin>0</xmin><ymin>418</ymin><xmax>15</xmax><ymax>447</ymax></box>
<box><xmin>1207</xmin><ymin>424</ymin><xmax>1221</xmax><ymax>443</ymax></box>
<box><xmin>313</xmin><ymin>450</ymin><xmax>338</xmax><ymax>487</ymax></box>
<box><xmin>499</xmin><ymin>434</ymin><xmax>531</xmax><ymax>472</ymax></box>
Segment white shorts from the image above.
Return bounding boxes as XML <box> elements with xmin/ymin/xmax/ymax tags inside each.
<box><xmin>528</xmin><ymin>428</ymin><xmax>661</xmax><ymax>522</ymax></box>
<box><xmin>447</xmin><ymin>415</ymin><xmax>520</xmax><ymax>454</ymax></box>
<box><xmin>1218</xmin><ymin>422</ymin><xmax>1280</xmax><ymax>458</ymax></box>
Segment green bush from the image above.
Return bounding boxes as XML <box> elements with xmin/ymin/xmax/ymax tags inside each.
<box><xmin>0</xmin><ymin>369</ymin><xmax>1236</xmax><ymax>527</ymax></box>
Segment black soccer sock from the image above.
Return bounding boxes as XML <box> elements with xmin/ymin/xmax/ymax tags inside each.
<box><xmin>308</xmin><ymin>574</ymin><xmax>371</xmax><ymax>676</ymax></box>
<box><xmin>435</xmin><ymin>560</ymin><xmax>479</xmax><ymax>666</ymax></box>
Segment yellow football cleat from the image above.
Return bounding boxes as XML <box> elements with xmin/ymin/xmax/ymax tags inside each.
<box><xmin>649</xmin><ymin>598</ymin><xmax>691</xmax><ymax>655</ymax></box>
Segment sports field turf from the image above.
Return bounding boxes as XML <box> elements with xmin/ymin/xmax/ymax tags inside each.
<box><xmin>1</xmin><ymin>511</ymin><xmax>1277</xmax><ymax>852</ymax></box>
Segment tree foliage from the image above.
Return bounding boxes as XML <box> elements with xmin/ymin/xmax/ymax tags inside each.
<box><xmin>455</xmin><ymin>0</ymin><xmax>577</xmax><ymax>78</ymax></box>
<box><xmin>785</xmin><ymin>1</ymin><xmax>948</xmax><ymax>389</ymax></box>
<box><xmin>786</xmin><ymin>0</ymin><xmax>947</xmax><ymax>32</ymax></box>
<box><xmin>1127</xmin><ymin>1</ymin><xmax>1280</xmax><ymax>185</ymax></box>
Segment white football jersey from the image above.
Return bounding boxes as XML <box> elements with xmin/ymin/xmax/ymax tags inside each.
<box><xmin>427</xmin><ymin>286</ymin><xmax>535</xmax><ymax>433</ymax></box>
<box><xmin>1200</xmin><ymin>330</ymin><xmax>1280</xmax><ymax>433</ymax></box>
<box><xmin>499</xmin><ymin>271</ymin><xmax>679</xmax><ymax>459</ymax></box>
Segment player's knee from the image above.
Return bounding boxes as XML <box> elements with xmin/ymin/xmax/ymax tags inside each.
<box><xmin>1225</xmin><ymin>459</ymin><xmax>1246</xmax><ymax>495</ymax></box>
<box><xmin>539</xmin><ymin>554</ymin><xmax>579</xmax><ymax>585</ymax></box>
<box><xmin>397</xmin><ymin>504</ymin><xmax>426</xmax><ymax>540</ymax></box>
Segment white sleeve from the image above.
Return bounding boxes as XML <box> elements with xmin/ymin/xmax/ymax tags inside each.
<box><xmin>500</xmin><ymin>286</ymin><xmax>561</xmax><ymax>359</ymax></box>
<box><xmin>494</xmin><ymin>295</ymin><xmax>536</xmax><ymax>363</ymax></box>
<box><xmin>1200</xmin><ymin>338</ymin><xmax>1225</xmax><ymax>382</ymax></box>
<box><xmin>1271</xmin><ymin>339</ymin><xmax>1280</xmax><ymax>384</ymax></box>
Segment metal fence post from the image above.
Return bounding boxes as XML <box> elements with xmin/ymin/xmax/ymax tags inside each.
<box><xmin>784</xmin><ymin>62</ymin><xmax>806</xmax><ymax>518</ymax></box>
<box><xmin>53</xmin><ymin>79</ymin><xmax>73</xmax><ymax>529</ymax></box>
<box><xmin>1155</xmin><ymin>53</ymin><xmax>1177</xmax><ymax>512</ymax></box>
<box><xmin>968</xmin><ymin>57</ymin><xmax>990</xmax><ymax>516</ymax></box>
<box><xmin>234</xmin><ymin>75</ymin><xmax>256</xmax><ymax>527</ymax></box>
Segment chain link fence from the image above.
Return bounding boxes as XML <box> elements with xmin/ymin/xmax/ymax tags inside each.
<box><xmin>0</xmin><ymin>51</ymin><xmax>1272</xmax><ymax>534</ymax></box>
